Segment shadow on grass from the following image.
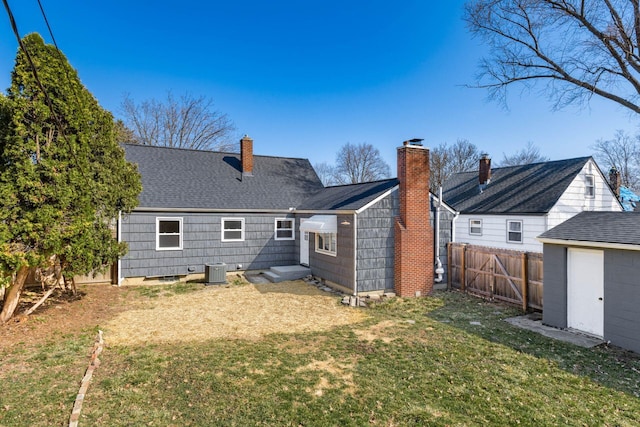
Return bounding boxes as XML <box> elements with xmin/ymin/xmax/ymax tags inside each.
<box><xmin>423</xmin><ymin>290</ymin><xmax>640</xmax><ymax>398</ymax></box>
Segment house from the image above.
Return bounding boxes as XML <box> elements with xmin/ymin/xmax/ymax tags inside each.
<box><xmin>442</xmin><ymin>155</ymin><xmax>623</xmax><ymax>253</ymax></box>
<box><xmin>538</xmin><ymin>211</ymin><xmax>640</xmax><ymax>353</ymax></box>
<box><xmin>119</xmin><ymin>137</ymin><xmax>435</xmax><ymax>297</ymax></box>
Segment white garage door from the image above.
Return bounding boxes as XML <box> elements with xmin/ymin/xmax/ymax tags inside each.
<box><xmin>567</xmin><ymin>248</ymin><xmax>604</xmax><ymax>337</ymax></box>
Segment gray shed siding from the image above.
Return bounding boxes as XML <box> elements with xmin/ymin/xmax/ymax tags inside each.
<box><xmin>356</xmin><ymin>191</ymin><xmax>398</xmax><ymax>292</ymax></box>
<box><xmin>121</xmin><ymin>212</ymin><xmax>297</xmax><ymax>278</ymax></box>
<box><xmin>543</xmin><ymin>243</ymin><xmax>640</xmax><ymax>354</ymax></box>
<box><xmin>604</xmin><ymin>249</ymin><xmax>640</xmax><ymax>354</ymax></box>
<box><xmin>542</xmin><ymin>244</ymin><xmax>568</xmax><ymax>329</ymax></box>
<box><xmin>307</xmin><ymin>214</ymin><xmax>356</xmax><ymax>292</ymax></box>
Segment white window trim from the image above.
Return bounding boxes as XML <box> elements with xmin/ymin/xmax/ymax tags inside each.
<box><xmin>315</xmin><ymin>232</ymin><xmax>337</xmax><ymax>257</ymax></box>
<box><xmin>221</xmin><ymin>217</ymin><xmax>245</xmax><ymax>242</ymax></box>
<box><xmin>585</xmin><ymin>174</ymin><xmax>595</xmax><ymax>198</ymax></box>
<box><xmin>156</xmin><ymin>217</ymin><xmax>183</xmax><ymax>251</ymax></box>
<box><xmin>506</xmin><ymin>220</ymin><xmax>523</xmax><ymax>244</ymax></box>
<box><xmin>469</xmin><ymin>219</ymin><xmax>482</xmax><ymax>236</ymax></box>
<box><xmin>274</xmin><ymin>218</ymin><xmax>295</xmax><ymax>241</ymax></box>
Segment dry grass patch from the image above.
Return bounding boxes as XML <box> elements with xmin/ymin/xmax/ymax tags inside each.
<box><xmin>295</xmin><ymin>356</ymin><xmax>356</xmax><ymax>397</ymax></box>
<box><xmin>352</xmin><ymin>319</ymin><xmax>407</xmax><ymax>343</ymax></box>
<box><xmin>104</xmin><ymin>280</ymin><xmax>367</xmax><ymax>345</ymax></box>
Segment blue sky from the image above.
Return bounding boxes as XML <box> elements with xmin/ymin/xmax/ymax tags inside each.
<box><xmin>1</xmin><ymin>1</ymin><xmax>638</xmax><ymax>174</ymax></box>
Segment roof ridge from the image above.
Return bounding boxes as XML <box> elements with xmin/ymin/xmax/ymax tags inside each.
<box><xmin>324</xmin><ymin>178</ymin><xmax>398</xmax><ymax>189</ymax></box>
<box><xmin>120</xmin><ymin>142</ymin><xmax>313</xmax><ymax>162</ymax></box>
<box><xmin>449</xmin><ymin>156</ymin><xmax>593</xmax><ymax>175</ymax></box>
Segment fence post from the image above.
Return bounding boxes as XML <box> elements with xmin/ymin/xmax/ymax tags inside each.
<box><xmin>489</xmin><ymin>254</ymin><xmax>495</xmax><ymax>300</ymax></box>
<box><xmin>461</xmin><ymin>244</ymin><xmax>466</xmax><ymax>292</ymax></box>
<box><xmin>447</xmin><ymin>242</ymin><xmax>452</xmax><ymax>290</ymax></box>
<box><xmin>521</xmin><ymin>252</ymin><xmax>528</xmax><ymax>312</ymax></box>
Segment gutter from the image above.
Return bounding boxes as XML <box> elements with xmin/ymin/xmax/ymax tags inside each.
<box><xmin>132</xmin><ymin>206</ymin><xmax>357</xmax><ymax>215</ymax></box>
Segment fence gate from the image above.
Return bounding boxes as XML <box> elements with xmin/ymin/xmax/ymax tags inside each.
<box><xmin>447</xmin><ymin>243</ymin><xmax>543</xmax><ymax>311</ymax></box>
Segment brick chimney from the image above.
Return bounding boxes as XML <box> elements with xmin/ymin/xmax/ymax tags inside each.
<box><xmin>240</xmin><ymin>135</ymin><xmax>253</xmax><ymax>176</ymax></box>
<box><xmin>394</xmin><ymin>139</ymin><xmax>434</xmax><ymax>297</ymax></box>
<box><xmin>609</xmin><ymin>166</ymin><xmax>621</xmax><ymax>198</ymax></box>
<box><xmin>479</xmin><ymin>154</ymin><xmax>491</xmax><ymax>185</ymax></box>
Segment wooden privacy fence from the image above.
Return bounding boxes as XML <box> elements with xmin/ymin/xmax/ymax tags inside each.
<box><xmin>447</xmin><ymin>243</ymin><xmax>543</xmax><ymax>311</ymax></box>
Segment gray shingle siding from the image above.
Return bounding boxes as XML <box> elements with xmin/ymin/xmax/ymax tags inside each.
<box><xmin>121</xmin><ymin>212</ymin><xmax>297</xmax><ymax>278</ymax></box>
<box><xmin>308</xmin><ymin>215</ymin><xmax>356</xmax><ymax>291</ymax></box>
<box><xmin>356</xmin><ymin>190</ymin><xmax>398</xmax><ymax>293</ymax></box>
<box><xmin>604</xmin><ymin>249</ymin><xmax>640</xmax><ymax>354</ymax></box>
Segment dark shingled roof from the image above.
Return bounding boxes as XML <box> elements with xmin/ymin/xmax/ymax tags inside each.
<box><xmin>443</xmin><ymin>157</ymin><xmax>591</xmax><ymax>214</ymax></box>
<box><xmin>297</xmin><ymin>179</ymin><xmax>398</xmax><ymax>211</ymax></box>
<box><xmin>539</xmin><ymin>211</ymin><xmax>640</xmax><ymax>246</ymax></box>
<box><xmin>123</xmin><ymin>144</ymin><xmax>324</xmax><ymax>210</ymax></box>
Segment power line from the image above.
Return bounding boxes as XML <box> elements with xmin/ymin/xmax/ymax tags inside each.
<box><xmin>2</xmin><ymin>0</ymin><xmax>87</xmax><ymax>181</ymax></box>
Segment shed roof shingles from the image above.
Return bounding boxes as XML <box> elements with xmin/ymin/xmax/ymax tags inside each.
<box><xmin>443</xmin><ymin>157</ymin><xmax>591</xmax><ymax>214</ymax></box>
<box><xmin>538</xmin><ymin>211</ymin><xmax>640</xmax><ymax>246</ymax></box>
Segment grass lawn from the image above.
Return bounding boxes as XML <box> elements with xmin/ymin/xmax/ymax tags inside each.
<box><xmin>1</xmin><ymin>286</ymin><xmax>639</xmax><ymax>426</ymax></box>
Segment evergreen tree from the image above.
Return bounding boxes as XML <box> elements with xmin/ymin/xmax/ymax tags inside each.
<box><xmin>0</xmin><ymin>33</ymin><xmax>141</xmax><ymax>322</ymax></box>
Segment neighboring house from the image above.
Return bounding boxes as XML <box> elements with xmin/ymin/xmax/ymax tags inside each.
<box><xmin>442</xmin><ymin>155</ymin><xmax>623</xmax><ymax>253</ymax></box>
<box><xmin>119</xmin><ymin>137</ymin><xmax>435</xmax><ymax>297</ymax></box>
<box><xmin>538</xmin><ymin>211</ymin><xmax>640</xmax><ymax>353</ymax></box>
<box><xmin>620</xmin><ymin>186</ymin><xmax>640</xmax><ymax>211</ymax></box>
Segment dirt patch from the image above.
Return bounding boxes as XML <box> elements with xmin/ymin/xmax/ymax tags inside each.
<box><xmin>103</xmin><ymin>280</ymin><xmax>368</xmax><ymax>345</ymax></box>
<box><xmin>0</xmin><ymin>284</ymin><xmax>128</xmax><ymax>351</ymax></box>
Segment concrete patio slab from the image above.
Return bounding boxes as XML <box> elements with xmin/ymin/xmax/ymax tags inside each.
<box><xmin>505</xmin><ymin>313</ymin><xmax>604</xmax><ymax>348</ymax></box>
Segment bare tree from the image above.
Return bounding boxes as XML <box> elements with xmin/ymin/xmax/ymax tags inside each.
<box><xmin>449</xmin><ymin>139</ymin><xmax>481</xmax><ymax>172</ymax></box>
<box><xmin>466</xmin><ymin>0</ymin><xmax>640</xmax><ymax>113</ymax></box>
<box><xmin>429</xmin><ymin>142</ymin><xmax>451</xmax><ymax>192</ymax></box>
<box><xmin>314</xmin><ymin>162</ymin><xmax>338</xmax><ymax>186</ymax></box>
<box><xmin>120</xmin><ymin>92</ymin><xmax>236</xmax><ymax>151</ymax></box>
<box><xmin>592</xmin><ymin>130</ymin><xmax>640</xmax><ymax>190</ymax></box>
<box><xmin>499</xmin><ymin>141</ymin><xmax>549</xmax><ymax>166</ymax></box>
<box><xmin>333</xmin><ymin>142</ymin><xmax>391</xmax><ymax>184</ymax></box>
<box><xmin>430</xmin><ymin>139</ymin><xmax>482</xmax><ymax>192</ymax></box>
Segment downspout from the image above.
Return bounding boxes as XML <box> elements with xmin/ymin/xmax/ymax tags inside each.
<box><xmin>452</xmin><ymin>210</ymin><xmax>459</xmax><ymax>243</ymax></box>
<box><xmin>434</xmin><ymin>187</ymin><xmax>444</xmax><ymax>283</ymax></box>
<box><xmin>353</xmin><ymin>212</ymin><xmax>358</xmax><ymax>297</ymax></box>
<box><xmin>117</xmin><ymin>210</ymin><xmax>122</xmax><ymax>286</ymax></box>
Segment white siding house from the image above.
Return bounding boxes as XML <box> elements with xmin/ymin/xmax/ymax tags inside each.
<box><xmin>446</xmin><ymin>157</ymin><xmax>623</xmax><ymax>253</ymax></box>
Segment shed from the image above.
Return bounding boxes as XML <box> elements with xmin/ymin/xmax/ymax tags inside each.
<box><xmin>538</xmin><ymin>211</ymin><xmax>640</xmax><ymax>353</ymax></box>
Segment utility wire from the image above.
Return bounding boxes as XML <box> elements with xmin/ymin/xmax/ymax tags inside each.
<box><xmin>2</xmin><ymin>0</ymin><xmax>87</xmax><ymax>181</ymax></box>
<box><xmin>37</xmin><ymin>0</ymin><xmax>86</xmax><ymax>112</ymax></box>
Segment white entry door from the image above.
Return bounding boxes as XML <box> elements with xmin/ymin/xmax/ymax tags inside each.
<box><xmin>299</xmin><ymin>220</ymin><xmax>310</xmax><ymax>266</ymax></box>
<box><xmin>567</xmin><ymin>248</ymin><xmax>604</xmax><ymax>337</ymax></box>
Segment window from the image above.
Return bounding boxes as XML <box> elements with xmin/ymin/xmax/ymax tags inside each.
<box><xmin>222</xmin><ymin>218</ymin><xmax>245</xmax><ymax>242</ymax></box>
<box><xmin>156</xmin><ymin>217</ymin><xmax>183</xmax><ymax>250</ymax></box>
<box><xmin>585</xmin><ymin>175</ymin><xmax>595</xmax><ymax>198</ymax></box>
<box><xmin>469</xmin><ymin>219</ymin><xmax>482</xmax><ymax>235</ymax></box>
<box><xmin>275</xmin><ymin>218</ymin><xmax>295</xmax><ymax>240</ymax></box>
<box><xmin>507</xmin><ymin>220</ymin><xmax>523</xmax><ymax>243</ymax></box>
<box><xmin>315</xmin><ymin>233</ymin><xmax>337</xmax><ymax>256</ymax></box>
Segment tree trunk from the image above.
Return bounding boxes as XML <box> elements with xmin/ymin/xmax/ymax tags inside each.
<box><xmin>0</xmin><ymin>265</ymin><xmax>30</xmax><ymax>323</ymax></box>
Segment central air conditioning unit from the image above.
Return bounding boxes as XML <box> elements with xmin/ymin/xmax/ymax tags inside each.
<box><xmin>205</xmin><ymin>263</ymin><xmax>227</xmax><ymax>284</ymax></box>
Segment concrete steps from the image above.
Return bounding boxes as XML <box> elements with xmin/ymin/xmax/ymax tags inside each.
<box><xmin>264</xmin><ymin>265</ymin><xmax>311</xmax><ymax>283</ymax></box>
